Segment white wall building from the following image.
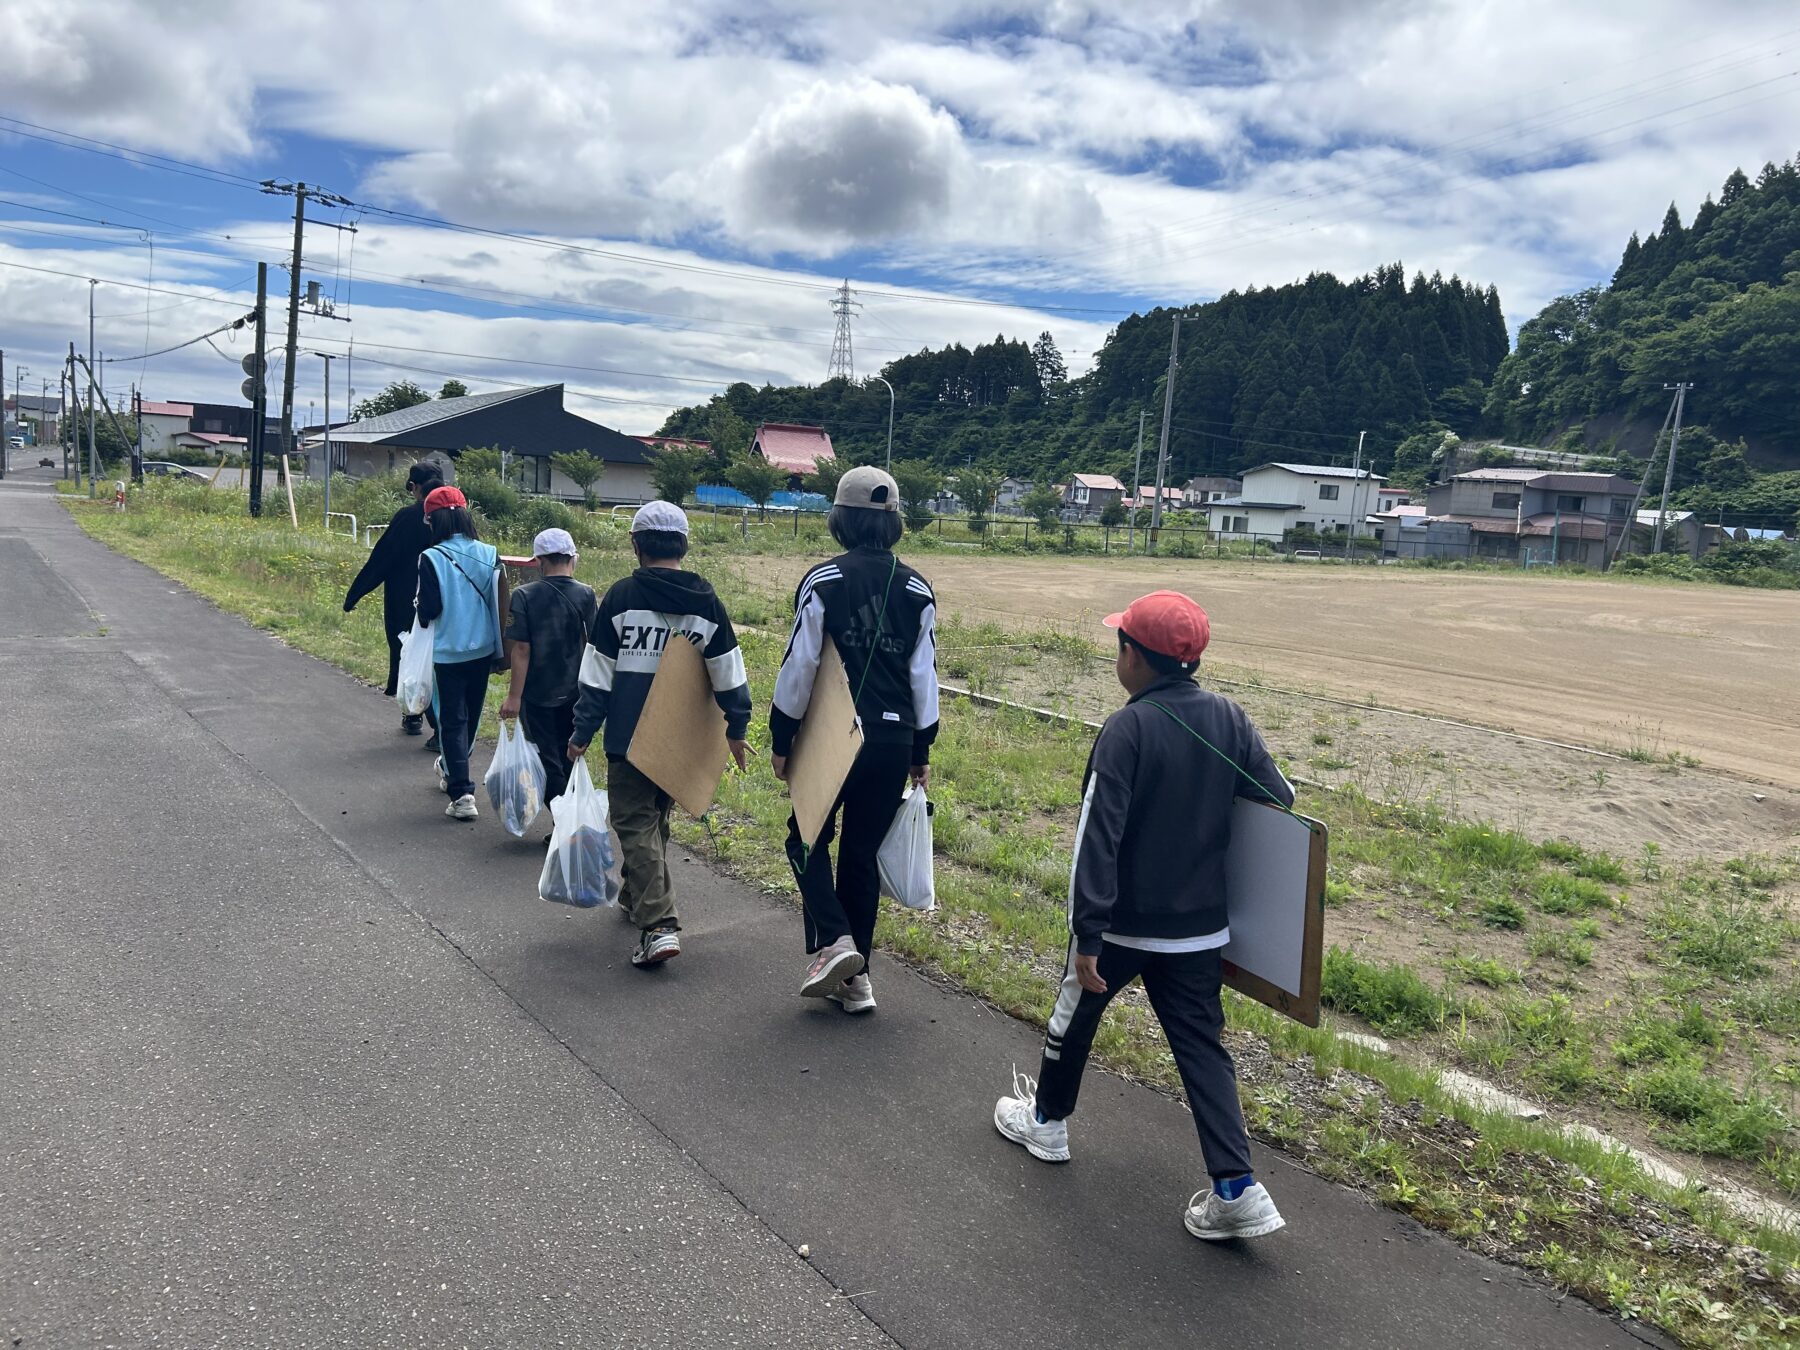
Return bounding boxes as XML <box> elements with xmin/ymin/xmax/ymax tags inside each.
<box><xmin>137</xmin><ymin>401</ymin><xmax>194</xmax><ymax>456</ymax></box>
<box><xmin>1224</xmin><ymin>462</ymin><xmax>1390</xmax><ymax>537</ymax></box>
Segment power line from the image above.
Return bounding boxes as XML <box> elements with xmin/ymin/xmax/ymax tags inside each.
<box><xmin>0</xmin><ymin>257</ymin><xmax>255</xmax><ymax>306</ymax></box>
<box><xmin>102</xmin><ymin>314</ymin><xmax>253</xmax><ymax>363</ymax></box>
<box><xmin>300</xmin><ymin>334</ymin><xmax>790</xmax><ymax>389</ymax></box>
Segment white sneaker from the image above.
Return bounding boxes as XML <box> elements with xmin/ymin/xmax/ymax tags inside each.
<box><xmin>1183</xmin><ymin>1183</ymin><xmax>1285</xmax><ymax>1240</ymax></box>
<box><xmin>445</xmin><ymin>794</ymin><xmax>478</xmax><ymax>821</ymax></box>
<box><xmin>827</xmin><ymin>973</ymin><xmax>876</xmax><ymax>1014</ymax></box>
<box><xmin>631</xmin><ymin>926</ymin><xmax>681</xmax><ymax>967</ymax></box>
<box><xmin>799</xmin><ymin>936</ymin><xmax>864</xmax><ymax>998</ymax></box>
<box><xmin>433</xmin><ymin>755</ymin><xmax>448</xmax><ymax>793</ymax></box>
<box><xmin>992</xmin><ymin>1068</ymin><xmax>1070</xmax><ymax>1163</ymax></box>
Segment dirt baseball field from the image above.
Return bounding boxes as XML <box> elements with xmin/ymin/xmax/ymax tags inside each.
<box><xmin>735</xmin><ymin>551</ymin><xmax>1799</xmax><ymax>791</ymax></box>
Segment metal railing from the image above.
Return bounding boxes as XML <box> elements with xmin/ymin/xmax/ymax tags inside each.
<box><xmin>326</xmin><ymin>511</ymin><xmax>358</xmax><ymax>539</ymax></box>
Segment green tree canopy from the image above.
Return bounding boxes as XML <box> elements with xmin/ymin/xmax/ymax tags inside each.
<box><xmin>551</xmin><ymin>450</ymin><xmax>606</xmax><ymax>508</ymax></box>
<box><xmin>647</xmin><ymin>443</ymin><xmax>709</xmax><ymax>504</ymax></box>
<box><xmin>437</xmin><ymin>379</ymin><xmax>470</xmax><ymax>400</ymax></box>
<box><xmin>1020</xmin><ymin>483</ymin><xmax>1063</xmax><ymax>530</ymax></box>
<box><xmin>891</xmin><ymin>459</ymin><xmax>942</xmax><ymax>532</ymax></box>
<box><xmin>354</xmin><ymin>380</ymin><xmax>430</xmax><ymax>421</ymax></box>
<box><xmin>457</xmin><ymin>446</ymin><xmax>501</xmax><ymax>477</ymax></box>
<box><xmin>725</xmin><ymin>456</ymin><xmax>786</xmax><ymax>515</ymax></box>
<box><xmin>805</xmin><ymin>457</ymin><xmax>849</xmax><ymax>499</ymax></box>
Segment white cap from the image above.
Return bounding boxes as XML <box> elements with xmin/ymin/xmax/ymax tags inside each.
<box><xmin>531</xmin><ymin>527</ymin><xmax>577</xmax><ymax>558</ymax></box>
<box><xmin>631</xmin><ymin>500</ymin><xmax>690</xmax><ymax>536</ymax></box>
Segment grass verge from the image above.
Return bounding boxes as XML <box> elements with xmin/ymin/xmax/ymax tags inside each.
<box><xmin>69</xmin><ymin>481</ymin><xmax>1800</xmax><ymax>1348</ymax></box>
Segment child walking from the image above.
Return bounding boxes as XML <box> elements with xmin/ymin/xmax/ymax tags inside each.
<box><xmin>499</xmin><ymin>527</ymin><xmax>598</xmax><ymax>814</ymax></box>
<box><xmin>567</xmin><ymin>502</ymin><xmax>751</xmax><ymax>968</ymax></box>
<box><xmin>415</xmin><ymin>485</ymin><xmax>502</xmax><ymax>821</ymax></box>
<box><xmin>992</xmin><ymin>590</ymin><xmax>1295</xmax><ymax>1241</ymax></box>
<box><xmin>769</xmin><ymin>466</ymin><xmax>940</xmax><ymax>1014</ymax></box>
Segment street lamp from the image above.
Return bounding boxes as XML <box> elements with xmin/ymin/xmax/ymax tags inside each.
<box><xmin>866</xmin><ymin>375</ymin><xmax>895</xmax><ymax>471</ymax></box>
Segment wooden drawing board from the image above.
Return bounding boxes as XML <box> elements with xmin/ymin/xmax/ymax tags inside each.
<box><xmin>785</xmin><ymin>635</ymin><xmax>864</xmax><ymax>849</ymax></box>
<box><xmin>1220</xmin><ymin>799</ymin><xmax>1329</xmax><ymax>1026</ymax></box>
<box><xmin>626</xmin><ymin>632</ymin><xmax>731</xmax><ymax>817</ymax></box>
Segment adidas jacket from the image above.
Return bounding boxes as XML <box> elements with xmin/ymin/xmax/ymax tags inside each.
<box><xmin>570</xmin><ymin>566</ymin><xmax>752</xmax><ymax>758</ymax></box>
<box><xmin>769</xmin><ymin>545</ymin><xmax>940</xmax><ymax>763</ymax></box>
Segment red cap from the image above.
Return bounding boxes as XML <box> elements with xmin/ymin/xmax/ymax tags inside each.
<box><xmin>1104</xmin><ymin>590</ymin><xmax>1211</xmax><ymax>663</ymax></box>
<box><xmin>422</xmin><ymin>485</ymin><xmax>467</xmax><ymax>515</ymax></box>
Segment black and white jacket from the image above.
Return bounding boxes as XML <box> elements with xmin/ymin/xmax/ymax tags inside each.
<box><xmin>570</xmin><ymin>566</ymin><xmax>752</xmax><ymax>758</ymax></box>
<box><xmin>770</xmin><ymin>546</ymin><xmax>940</xmax><ymax>764</ymax></box>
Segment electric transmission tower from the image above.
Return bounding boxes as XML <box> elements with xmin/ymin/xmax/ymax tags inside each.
<box><xmin>827</xmin><ymin>280</ymin><xmax>859</xmax><ymax>382</ymax></box>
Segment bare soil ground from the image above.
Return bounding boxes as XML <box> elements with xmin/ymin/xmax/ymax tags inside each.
<box><xmin>887</xmin><ymin>554</ymin><xmax>1798</xmax><ymax>787</ymax></box>
<box><xmin>729</xmin><ymin>550</ymin><xmax>1800</xmax><ymax>859</ymax></box>
<box><xmin>972</xmin><ymin>641</ymin><xmax>1800</xmax><ymax>862</ymax></box>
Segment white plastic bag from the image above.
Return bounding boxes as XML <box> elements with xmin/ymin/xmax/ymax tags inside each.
<box><xmin>395</xmin><ymin>619</ymin><xmax>435</xmax><ymax>715</ymax></box>
<box><xmin>485</xmin><ymin>717</ymin><xmax>547</xmax><ymax>838</ymax></box>
<box><xmin>877</xmin><ymin>787</ymin><xmax>935</xmax><ymax>911</ymax></box>
<box><xmin>537</xmin><ymin>760</ymin><xmax>623</xmax><ymax>909</ymax></box>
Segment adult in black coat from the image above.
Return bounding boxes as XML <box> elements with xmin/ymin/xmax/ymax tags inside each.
<box><xmin>345</xmin><ymin>463</ymin><xmax>443</xmax><ymax>733</ymax></box>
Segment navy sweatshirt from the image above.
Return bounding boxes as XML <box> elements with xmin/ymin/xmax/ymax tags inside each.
<box><xmin>1069</xmin><ymin>675</ymin><xmax>1293</xmax><ymax>955</ymax></box>
<box><xmin>570</xmin><ymin>566</ymin><xmax>752</xmax><ymax>757</ymax></box>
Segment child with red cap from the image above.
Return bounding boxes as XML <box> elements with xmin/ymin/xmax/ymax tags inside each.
<box><xmin>993</xmin><ymin>589</ymin><xmax>1296</xmax><ymax>1241</ymax></box>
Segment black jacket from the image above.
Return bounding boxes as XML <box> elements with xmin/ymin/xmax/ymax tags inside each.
<box><xmin>570</xmin><ymin>567</ymin><xmax>752</xmax><ymax>757</ymax></box>
<box><xmin>1069</xmin><ymin>675</ymin><xmax>1293</xmax><ymax>955</ymax></box>
<box><xmin>770</xmin><ymin>546</ymin><xmax>940</xmax><ymax>763</ymax></box>
<box><xmin>344</xmin><ymin>502</ymin><xmax>432</xmax><ymax>637</ymax></box>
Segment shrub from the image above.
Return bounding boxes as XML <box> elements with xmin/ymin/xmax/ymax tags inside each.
<box><xmin>459</xmin><ymin>470</ymin><xmax>520</xmax><ymax>525</ymax></box>
<box><xmin>1480</xmin><ymin>895</ymin><xmax>1528</xmax><ymax>929</ymax></box>
<box><xmin>1322</xmin><ymin>948</ymin><xmax>1452</xmax><ymax>1035</ymax></box>
<box><xmin>509</xmin><ymin>495</ymin><xmax>581</xmax><ymax>544</ymax></box>
<box><xmin>1534</xmin><ymin>873</ymin><xmax>1613</xmax><ymax>915</ymax></box>
<box><xmin>1444</xmin><ymin>823</ymin><xmax>1538</xmax><ymax>873</ymax></box>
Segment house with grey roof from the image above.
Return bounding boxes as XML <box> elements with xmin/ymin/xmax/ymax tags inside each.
<box><xmin>306</xmin><ymin>384</ymin><xmax>656</xmax><ymax>503</ymax></box>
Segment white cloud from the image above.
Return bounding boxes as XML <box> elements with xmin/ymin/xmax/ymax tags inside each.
<box><xmin>3</xmin><ymin>0</ymin><xmax>1798</xmax><ymax>425</ymax></box>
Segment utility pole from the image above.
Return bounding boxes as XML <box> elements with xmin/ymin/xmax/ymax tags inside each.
<box><xmin>1</xmin><ymin>348</ymin><xmax>7</xmax><ymax>481</ymax></box>
<box><xmin>86</xmin><ymin>281</ymin><xmax>98</xmax><ymax>496</ymax></box>
<box><xmin>316</xmin><ymin>353</ymin><xmax>337</xmax><ymax>528</ymax></box>
<box><xmin>131</xmin><ymin>384</ymin><xmax>143</xmax><ymax>483</ymax></box>
<box><xmin>1652</xmin><ymin>381</ymin><xmax>1692</xmax><ymax>555</ymax></box>
<box><xmin>1150</xmin><ymin>314</ymin><xmax>1184</xmax><ymax>550</ymax></box>
<box><xmin>1612</xmin><ymin>392</ymin><xmax>1677</xmax><ymax>564</ymax></box>
<box><xmin>247</xmin><ymin>262</ymin><xmax>270</xmax><ymax>517</ymax></box>
<box><xmin>259</xmin><ymin>180</ymin><xmax>355</xmax><ymax>480</ymax></box>
<box><xmin>866</xmin><ymin>375</ymin><xmax>895</xmax><ymax>471</ymax></box>
<box><xmin>1347</xmin><ymin>429</ymin><xmax>1367</xmax><ymax>557</ymax></box>
<box><xmin>62</xmin><ymin>353</ymin><xmax>73</xmax><ymax>479</ymax></box>
<box><xmin>1128</xmin><ymin>409</ymin><xmax>1146</xmax><ymax>553</ymax></box>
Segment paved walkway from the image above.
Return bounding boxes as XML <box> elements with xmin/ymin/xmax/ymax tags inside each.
<box><xmin>0</xmin><ymin>481</ymin><xmax>1665</xmax><ymax>1348</ymax></box>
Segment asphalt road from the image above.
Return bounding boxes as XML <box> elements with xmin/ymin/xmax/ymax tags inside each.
<box><xmin>0</xmin><ymin>484</ymin><xmax>1668</xmax><ymax>1349</ymax></box>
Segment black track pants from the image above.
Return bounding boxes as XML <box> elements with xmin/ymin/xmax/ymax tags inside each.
<box><xmin>1035</xmin><ymin>941</ymin><xmax>1253</xmax><ymax>1180</ymax></box>
<box><xmin>786</xmin><ymin>741</ymin><xmax>911</xmax><ymax>972</ymax></box>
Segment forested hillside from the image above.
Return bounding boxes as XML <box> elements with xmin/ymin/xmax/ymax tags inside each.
<box><xmin>656</xmin><ymin>162</ymin><xmax>1800</xmax><ymax>530</ymax></box>
<box><xmin>1486</xmin><ymin>158</ymin><xmax>1800</xmax><ymax>470</ymax></box>
<box><xmin>655</xmin><ymin>265</ymin><xmax>1504</xmax><ymax>488</ymax></box>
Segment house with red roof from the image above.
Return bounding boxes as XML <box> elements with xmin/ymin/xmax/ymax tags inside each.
<box><xmin>751</xmin><ymin>423</ymin><xmax>834</xmax><ymax>485</ymax></box>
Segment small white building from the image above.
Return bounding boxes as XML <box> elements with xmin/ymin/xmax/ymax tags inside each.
<box><xmin>1205</xmin><ymin>496</ymin><xmax>1302</xmax><ymax>541</ymax></box>
<box><xmin>136</xmin><ymin>401</ymin><xmax>194</xmax><ymax>455</ymax></box>
<box><xmin>1230</xmin><ymin>462</ymin><xmax>1389</xmax><ymax>537</ymax></box>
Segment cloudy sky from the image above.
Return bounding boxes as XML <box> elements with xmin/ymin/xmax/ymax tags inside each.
<box><xmin>2</xmin><ymin>0</ymin><xmax>1797</xmax><ymax>434</ymax></box>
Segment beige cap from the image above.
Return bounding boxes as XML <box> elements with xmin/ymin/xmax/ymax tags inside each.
<box><xmin>834</xmin><ymin>465</ymin><xmax>901</xmax><ymax>513</ymax></box>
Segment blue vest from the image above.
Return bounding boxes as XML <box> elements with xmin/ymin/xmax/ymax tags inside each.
<box><xmin>424</xmin><ymin>536</ymin><xmax>501</xmax><ymax>663</ymax></box>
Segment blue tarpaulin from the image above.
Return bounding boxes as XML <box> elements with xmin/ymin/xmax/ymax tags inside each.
<box><xmin>695</xmin><ymin>485</ymin><xmax>829</xmax><ymax>512</ymax></box>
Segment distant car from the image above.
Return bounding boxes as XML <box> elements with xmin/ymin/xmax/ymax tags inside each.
<box><xmin>7</xmin><ymin>436</ymin><xmax>23</xmax><ymax>448</ymax></box>
<box><xmin>38</xmin><ymin>457</ymin><xmax>55</xmax><ymax>468</ymax></box>
<box><xmin>141</xmin><ymin>461</ymin><xmax>209</xmax><ymax>482</ymax></box>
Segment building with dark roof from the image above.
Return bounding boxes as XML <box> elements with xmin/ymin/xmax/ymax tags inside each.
<box><xmin>309</xmin><ymin>384</ymin><xmax>655</xmax><ymax>503</ymax></box>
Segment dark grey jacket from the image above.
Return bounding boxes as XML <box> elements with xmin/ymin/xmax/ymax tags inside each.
<box><xmin>1069</xmin><ymin>675</ymin><xmax>1293</xmax><ymax>955</ymax></box>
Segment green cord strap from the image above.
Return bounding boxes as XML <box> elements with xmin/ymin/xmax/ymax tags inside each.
<box><xmin>852</xmin><ymin>552</ymin><xmax>900</xmax><ymax>708</ymax></box>
<box><xmin>1139</xmin><ymin>697</ymin><xmax>1313</xmax><ymax>829</ymax></box>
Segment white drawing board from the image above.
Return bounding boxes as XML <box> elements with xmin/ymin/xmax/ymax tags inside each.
<box><xmin>1220</xmin><ymin>798</ymin><xmax>1328</xmax><ymax>1026</ymax></box>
